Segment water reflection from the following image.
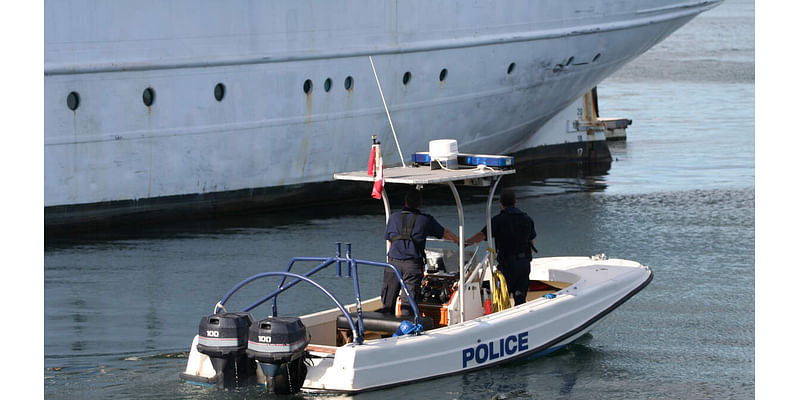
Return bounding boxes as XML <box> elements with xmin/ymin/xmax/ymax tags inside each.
<box><xmin>145</xmin><ymin>303</ymin><xmax>161</xmax><ymax>351</ymax></box>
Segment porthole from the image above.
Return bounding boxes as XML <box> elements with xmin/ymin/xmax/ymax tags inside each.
<box><xmin>439</xmin><ymin>68</ymin><xmax>448</xmax><ymax>82</ymax></box>
<box><xmin>214</xmin><ymin>83</ymin><xmax>225</xmax><ymax>101</ymax></box>
<box><xmin>507</xmin><ymin>63</ymin><xmax>516</xmax><ymax>75</ymax></box>
<box><xmin>592</xmin><ymin>53</ymin><xmax>602</xmax><ymax>62</ymax></box>
<box><xmin>66</xmin><ymin>92</ymin><xmax>80</xmax><ymax>111</ymax></box>
<box><xmin>324</xmin><ymin>78</ymin><xmax>332</xmax><ymax>92</ymax></box>
<box><xmin>402</xmin><ymin>71</ymin><xmax>412</xmax><ymax>85</ymax></box>
<box><xmin>142</xmin><ymin>87</ymin><xmax>155</xmax><ymax>106</ymax></box>
<box><xmin>344</xmin><ymin>76</ymin><xmax>354</xmax><ymax>91</ymax></box>
<box><xmin>303</xmin><ymin>79</ymin><xmax>313</xmax><ymax>94</ymax></box>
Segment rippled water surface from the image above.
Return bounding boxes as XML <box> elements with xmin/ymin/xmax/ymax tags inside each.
<box><xmin>44</xmin><ymin>1</ymin><xmax>754</xmax><ymax>398</ymax></box>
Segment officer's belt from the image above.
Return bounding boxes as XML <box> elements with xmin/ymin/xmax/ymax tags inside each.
<box><xmin>388</xmin><ymin>257</ymin><xmax>425</xmax><ymax>264</ymax></box>
<box><xmin>499</xmin><ymin>252</ymin><xmax>530</xmax><ymax>261</ymax></box>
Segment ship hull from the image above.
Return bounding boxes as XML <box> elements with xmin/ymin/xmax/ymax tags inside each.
<box><xmin>44</xmin><ymin>0</ymin><xmax>721</xmax><ymax>228</ymax></box>
<box><xmin>44</xmin><ymin>142</ymin><xmax>612</xmax><ymax>231</ymax></box>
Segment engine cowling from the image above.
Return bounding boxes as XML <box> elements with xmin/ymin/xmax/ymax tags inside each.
<box><xmin>246</xmin><ymin>316</ymin><xmax>310</xmax><ymax>394</ymax></box>
<box><xmin>196</xmin><ymin>312</ymin><xmax>255</xmax><ymax>388</ymax></box>
<box><xmin>246</xmin><ymin>316</ymin><xmax>309</xmax><ymax>364</ymax></box>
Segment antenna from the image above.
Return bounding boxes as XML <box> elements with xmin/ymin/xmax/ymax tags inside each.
<box><xmin>369</xmin><ymin>56</ymin><xmax>406</xmax><ymax>167</ymax></box>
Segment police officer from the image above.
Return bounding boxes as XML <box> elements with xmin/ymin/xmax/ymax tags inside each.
<box><xmin>382</xmin><ymin>188</ymin><xmax>459</xmax><ymax>315</ymax></box>
<box><xmin>465</xmin><ymin>189</ymin><xmax>536</xmax><ymax>306</ymax></box>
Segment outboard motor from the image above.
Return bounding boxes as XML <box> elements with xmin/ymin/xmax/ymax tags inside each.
<box><xmin>196</xmin><ymin>312</ymin><xmax>255</xmax><ymax>389</ymax></box>
<box><xmin>246</xmin><ymin>316</ymin><xmax>311</xmax><ymax>394</ymax></box>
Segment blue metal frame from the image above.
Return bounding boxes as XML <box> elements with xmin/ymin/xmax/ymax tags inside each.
<box><xmin>212</xmin><ymin>243</ymin><xmax>423</xmax><ymax>345</ymax></box>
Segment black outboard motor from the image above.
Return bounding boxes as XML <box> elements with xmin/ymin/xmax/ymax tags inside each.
<box><xmin>196</xmin><ymin>312</ymin><xmax>255</xmax><ymax>389</ymax></box>
<box><xmin>246</xmin><ymin>316</ymin><xmax>311</xmax><ymax>394</ymax></box>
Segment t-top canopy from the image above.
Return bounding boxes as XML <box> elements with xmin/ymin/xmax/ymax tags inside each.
<box><xmin>333</xmin><ymin>165</ymin><xmax>514</xmax><ymax>185</ymax></box>
<box><xmin>334</xmin><ymin>162</ymin><xmax>513</xmax><ymax>325</ymax></box>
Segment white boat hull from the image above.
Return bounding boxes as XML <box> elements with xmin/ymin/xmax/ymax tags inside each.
<box><xmin>182</xmin><ymin>256</ymin><xmax>652</xmax><ymax>393</ymax></box>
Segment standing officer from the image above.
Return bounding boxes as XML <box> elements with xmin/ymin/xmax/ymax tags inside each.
<box><xmin>382</xmin><ymin>188</ymin><xmax>459</xmax><ymax>315</ymax></box>
<box><xmin>465</xmin><ymin>189</ymin><xmax>536</xmax><ymax>306</ymax></box>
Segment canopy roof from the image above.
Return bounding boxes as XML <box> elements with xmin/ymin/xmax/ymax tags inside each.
<box><xmin>333</xmin><ymin>165</ymin><xmax>514</xmax><ymax>185</ymax></box>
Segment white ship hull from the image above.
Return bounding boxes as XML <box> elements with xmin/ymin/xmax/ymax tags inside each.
<box><xmin>44</xmin><ymin>0</ymin><xmax>721</xmax><ymax>227</ymax></box>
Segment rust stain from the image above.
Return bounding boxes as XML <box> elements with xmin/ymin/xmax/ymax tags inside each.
<box><xmin>297</xmin><ymin>136</ymin><xmax>310</xmax><ymax>178</ymax></box>
<box><xmin>345</xmin><ymin>89</ymin><xmax>353</xmax><ymax>109</ymax></box>
<box><xmin>146</xmin><ymin>107</ymin><xmax>153</xmax><ymax>197</ymax></box>
<box><xmin>305</xmin><ymin>93</ymin><xmax>313</xmax><ymax>124</ymax></box>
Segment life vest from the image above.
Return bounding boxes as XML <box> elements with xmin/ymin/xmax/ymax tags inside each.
<box><xmin>390</xmin><ymin>213</ymin><xmax>418</xmax><ymax>242</ymax></box>
<box><xmin>389</xmin><ymin>213</ymin><xmax>423</xmax><ymax>254</ymax></box>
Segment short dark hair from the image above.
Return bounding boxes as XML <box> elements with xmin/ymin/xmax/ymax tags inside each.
<box><xmin>499</xmin><ymin>189</ymin><xmax>516</xmax><ymax>207</ymax></box>
<box><xmin>405</xmin><ymin>189</ymin><xmax>422</xmax><ymax>209</ymax></box>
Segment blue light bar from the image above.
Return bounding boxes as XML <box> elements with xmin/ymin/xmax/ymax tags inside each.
<box><xmin>410</xmin><ymin>152</ymin><xmax>514</xmax><ymax>168</ymax></box>
<box><xmin>411</xmin><ymin>152</ymin><xmax>432</xmax><ymax>165</ymax></box>
<box><xmin>458</xmin><ymin>154</ymin><xmax>514</xmax><ymax>168</ymax></box>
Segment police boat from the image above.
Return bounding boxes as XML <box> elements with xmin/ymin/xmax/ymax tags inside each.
<box><xmin>180</xmin><ymin>145</ymin><xmax>653</xmax><ymax>394</ymax></box>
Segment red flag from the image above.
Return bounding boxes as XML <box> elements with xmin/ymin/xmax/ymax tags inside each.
<box><xmin>371</xmin><ymin>145</ymin><xmax>383</xmax><ymax>199</ymax></box>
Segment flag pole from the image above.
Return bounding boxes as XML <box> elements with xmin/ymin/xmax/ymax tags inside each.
<box><xmin>369</xmin><ymin>56</ymin><xmax>406</xmax><ymax>168</ymax></box>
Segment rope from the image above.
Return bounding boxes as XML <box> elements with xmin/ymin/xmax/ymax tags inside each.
<box><xmin>485</xmin><ymin>247</ymin><xmax>511</xmax><ymax>312</ymax></box>
<box><xmin>492</xmin><ymin>270</ymin><xmax>512</xmax><ymax>312</ymax></box>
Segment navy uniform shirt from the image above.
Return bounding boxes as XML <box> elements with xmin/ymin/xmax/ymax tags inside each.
<box><xmin>481</xmin><ymin>207</ymin><xmax>536</xmax><ymax>262</ymax></box>
<box><xmin>385</xmin><ymin>207</ymin><xmax>446</xmax><ymax>260</ymax></box>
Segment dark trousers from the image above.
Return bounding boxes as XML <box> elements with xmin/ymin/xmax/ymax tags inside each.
<box><xmin>381</xmin><ymin>258</ymin><xmax>423</xmax><ymax>315</ymax></box>
<box><xmin>499</xmin><ymin>257</ymin><xmax>531</xmax><ymax>306</ymax></box>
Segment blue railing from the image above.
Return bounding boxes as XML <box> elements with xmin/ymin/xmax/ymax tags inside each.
<box><xmin>213</xmin><ymin>243</ymin><xmax>423</xmax><ymax>345</ymax></box>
